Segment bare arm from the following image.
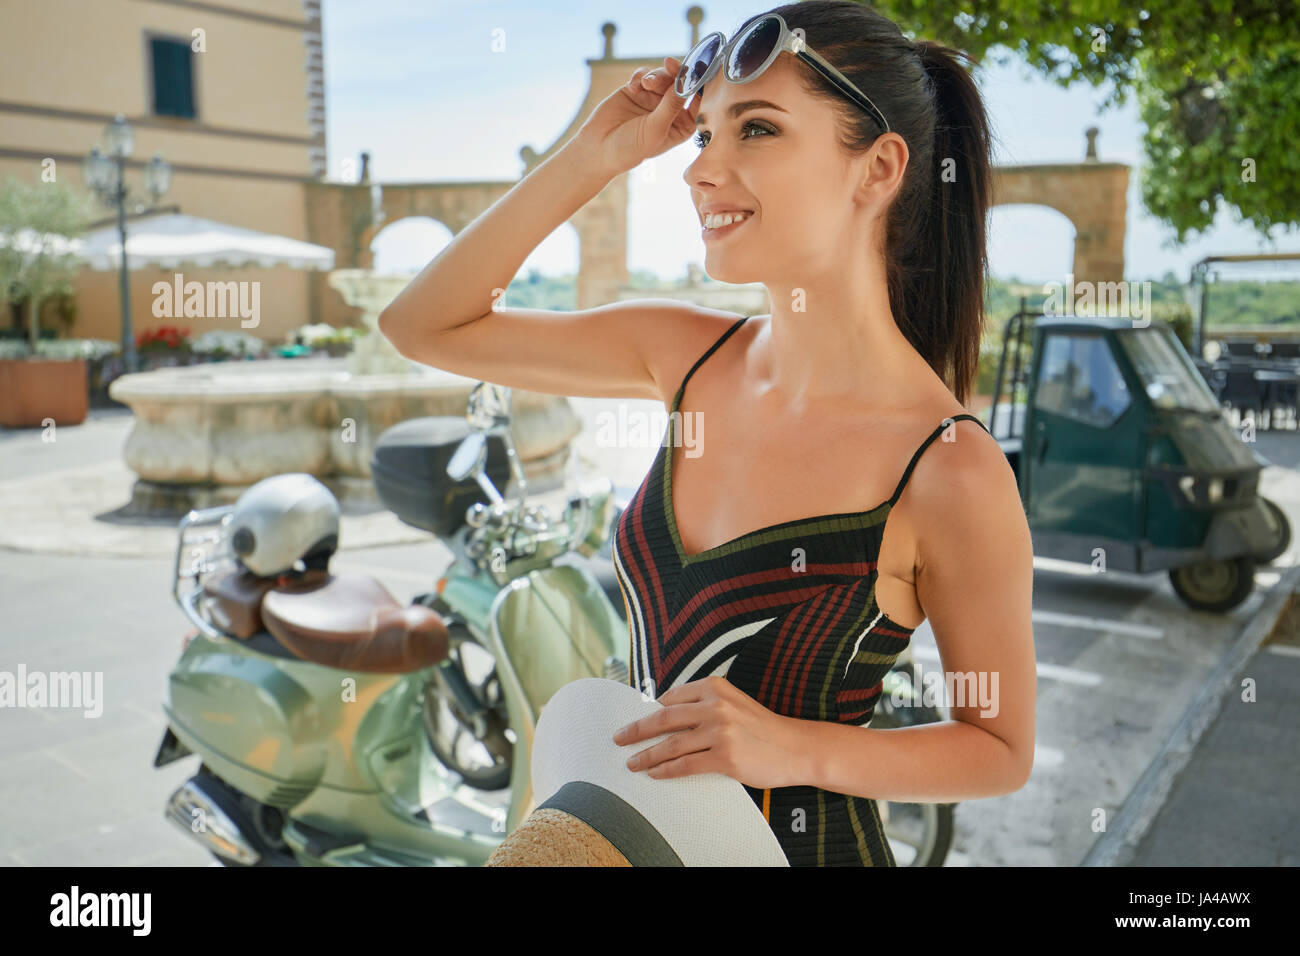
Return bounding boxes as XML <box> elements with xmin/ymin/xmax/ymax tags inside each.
<box><xmin>378</xmin><ymin>137</ymin><xmax>609</xmax><ymax>347</ymax></box>
<box><xmin>795</xmin><ymin>420</ymin><xmax>1036</xmax><ymax>802</ymax></box>
<box><xmin>378</xmin><ymin>58</ymin><xmax>712</xmax><ymax>402</ymax></box>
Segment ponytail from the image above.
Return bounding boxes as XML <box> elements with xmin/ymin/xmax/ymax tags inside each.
<box><xmin>903</xmin><ymin>40</ymin><xmax>993</xmax><ymax>405</ymax></box>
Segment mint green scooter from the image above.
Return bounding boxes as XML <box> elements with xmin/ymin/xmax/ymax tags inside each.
<box><xmin>154</xmin><ymin>382</ymin><xmax>629</xmax><ymax>866</ymax></box>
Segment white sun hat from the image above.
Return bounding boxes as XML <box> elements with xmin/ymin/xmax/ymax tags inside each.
<box><xmin>530</xmin><ymin>677</ymin><xmax>789</xmax><ymax>867</ymax></box>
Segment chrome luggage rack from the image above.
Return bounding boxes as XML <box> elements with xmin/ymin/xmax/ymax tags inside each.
<box><xmin>171</xmin><ymin>505</ymin><xmax>238</xmax><ymax>642</ymax></box>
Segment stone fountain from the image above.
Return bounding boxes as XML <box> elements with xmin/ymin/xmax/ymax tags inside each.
<box><xmin>109</xmin><ymin>268</ymin><xmax>582</xmax><ymax>515</ymax></box>
<box><xmin>327</xmin><ymin>270</ymin><xmax>414</xmax><ymax>376</ymax></box>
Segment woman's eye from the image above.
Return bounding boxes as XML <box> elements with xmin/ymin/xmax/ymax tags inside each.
<box><xmin>693</xmin><ymin>120</ymin><xmax>775</xmax><ymax>149</ymax></box>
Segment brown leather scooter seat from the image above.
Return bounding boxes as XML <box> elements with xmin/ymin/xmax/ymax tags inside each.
<box><xmin>260</xmin><ymin>572</ymin><xmax>450</xmax><ymax>673</ymax></box>
<box><xmin>204</xmin><ymin>567</ymin><xmax>278</xmax><ymax>639</ymax></box>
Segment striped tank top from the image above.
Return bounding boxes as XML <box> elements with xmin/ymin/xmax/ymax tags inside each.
<box><xmin>610</xmin><ymin>313</ymin><xmax>990</xmax><ymax>866</ymax></box>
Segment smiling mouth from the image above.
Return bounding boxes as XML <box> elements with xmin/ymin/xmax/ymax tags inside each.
<box><xmin>701</xmin><ymin>211</ymin><xmax>755</xmax><ymax>237</ymax></box>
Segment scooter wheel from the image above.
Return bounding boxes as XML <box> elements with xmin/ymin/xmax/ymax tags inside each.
<box><xmin>879</xmin><ymin>800</ymin><xmax>955</xmax><ymax>867</ymax></box>
<box><xmin>422</xmin><ymin>625</ymin><xmax>514</xmax><ymax>792</ymax></box>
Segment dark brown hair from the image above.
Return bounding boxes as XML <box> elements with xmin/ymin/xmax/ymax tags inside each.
<box><xmin>748</xmin><ymin>1</ymin><xmax>995</xmax><ymax>405</ymax></box>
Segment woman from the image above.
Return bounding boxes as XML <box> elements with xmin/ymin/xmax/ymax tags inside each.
<box><xmin>381</xmin><ymin>1</ymin><xmax>1035</xmax><ymax>866</ymax></box>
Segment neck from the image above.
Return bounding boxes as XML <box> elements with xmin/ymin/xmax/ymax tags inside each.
<box><xmin>756</xmin><ymin>258</ymin><xmax>928</xmax><ymax>412</ymax></box>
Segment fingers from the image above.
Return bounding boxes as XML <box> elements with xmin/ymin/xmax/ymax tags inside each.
<box><xmin>639</xmin><ymin>56</ymin><xmax>683</xmax><ymax>93</ymax></box>
<box><xmin>630</xmin><ymin>55</ymin><xmax>682</xmax><ymax>90</ymax></box>
<box><xmin>622</xmin><ymin>59</ymin><xmax>694</xmax><ymax>149</ymax></box>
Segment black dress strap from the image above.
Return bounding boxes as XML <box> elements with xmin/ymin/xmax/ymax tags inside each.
<box><xmin>888</xmin><ymin>412</ymin><xmax>989</xmax><ymax>506</ymax></box>
<box><xmin>676</xmin><ymin>315</ymin><xmax>750</xmax><ymax>399</ymax></box>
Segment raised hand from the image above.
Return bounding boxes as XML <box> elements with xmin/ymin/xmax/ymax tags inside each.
<box><xmin>573</xmin><ymin>55</ymin><xmax>702</xmax><ymax>178</ymax></box>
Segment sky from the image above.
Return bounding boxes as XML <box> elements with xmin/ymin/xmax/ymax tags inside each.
<box><xmin>322</xmin><ymin>0</ymin><xmax>1300</xmax><ymax>286</ymax></box>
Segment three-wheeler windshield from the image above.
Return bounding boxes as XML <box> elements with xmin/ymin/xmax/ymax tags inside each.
<box><xmin>1115</xmin><ymin>326</ymin><xmax>1223</xmax><ymax>413</ymax></box>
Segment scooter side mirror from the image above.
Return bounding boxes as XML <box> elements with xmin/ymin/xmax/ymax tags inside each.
<box><xmin>466</xmin><ymin>382</ymin><xmax>513</xmax><ymax>435</ymax></box>
<box><xmin>447</xmin><ymin>431</ymin><xmax>488</xmax><ymax>482</ymax></box>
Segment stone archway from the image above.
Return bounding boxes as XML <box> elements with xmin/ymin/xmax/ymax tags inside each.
<box><xmin>992</xmin><ymin>128</ymin><xmax>1129</xmax><ymax>284</ymax></box>
<box><xmin>303</xmin><ymin>18</ymin><xmax>673</xmax><ymax>328</ymax></box>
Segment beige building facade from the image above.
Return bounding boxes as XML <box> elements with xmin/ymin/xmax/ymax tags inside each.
<box><xmin>0</xmin><ymin>0</ymin><xmax>327</xmax><ymax>345</ymax></box>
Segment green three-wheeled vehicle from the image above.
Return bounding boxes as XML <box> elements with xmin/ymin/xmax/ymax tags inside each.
<box><xmin>986</xmin><ymin>304</ymin><xmax>1290</xmax><ymax>613</ymax></box>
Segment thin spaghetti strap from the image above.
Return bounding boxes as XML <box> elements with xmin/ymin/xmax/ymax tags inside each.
<box><xmin>674</xmin><ymin>315</ymin><xmax>750</xmax><ymax>405</ymax></box>
<box><xmin>887</xmin><ymin>412</ymin><xmax>988</xmax><ymax>506</ymax></box>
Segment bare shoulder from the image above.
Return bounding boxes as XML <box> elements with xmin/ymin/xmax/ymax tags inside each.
<box><xmin>642</xmin><ymin>302</ymin><xmax>756</xmax><ymax>407</ymax></box>
<box><xmin>906</xmin><ymin>413</ymin><xmax>1029</xmax><ymax>570</ymax></box>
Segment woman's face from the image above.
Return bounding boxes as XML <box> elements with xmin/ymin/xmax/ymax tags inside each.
<box><xmin>683</xmin><ymin>52</ymin><xmax>874</xmax><ymax>287</ymax></box>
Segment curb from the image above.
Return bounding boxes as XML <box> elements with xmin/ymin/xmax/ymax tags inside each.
<box><xmin>1080</xmin><ymin>561</ymin><xmax>1300</xmax><ymax>866</ymax></box>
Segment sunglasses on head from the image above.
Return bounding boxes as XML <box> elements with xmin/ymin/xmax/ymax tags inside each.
<box><xmin>673</xmin><ymin>13</ymin><xmax>891</xmax><ymax>134</ymax></box>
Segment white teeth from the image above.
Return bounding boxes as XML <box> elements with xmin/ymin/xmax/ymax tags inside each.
<box><xmin>703</xmin><ymin>211</ymin><xmax>752</xmax><ymax>229</ymax></box>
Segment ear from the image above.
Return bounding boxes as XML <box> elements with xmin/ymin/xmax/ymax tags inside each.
<box><xmin>853</xmin><ymin>132</ymin><xmax>909</xmax><ymax>208</ymax></box>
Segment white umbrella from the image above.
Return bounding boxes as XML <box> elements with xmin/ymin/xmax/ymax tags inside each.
<box><xmin>75</xmin><ymin>212</ymin><xmax>335</xmax><ymax>270</ymax></box>
<box><xmin>0</xmin><ymin>227</ymin><xmax>81</xmax><ymax>260</ymax></box>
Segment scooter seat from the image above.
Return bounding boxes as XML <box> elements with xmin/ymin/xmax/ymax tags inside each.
<box><xmin>261</xmin><ymin>572</ymin><xmax>450</xmax><ymax>673</ymax></box>
<box><xmin>204</xmin><ymin>567</ymin><xmax>278</xmax><ymax>639</ymax></box>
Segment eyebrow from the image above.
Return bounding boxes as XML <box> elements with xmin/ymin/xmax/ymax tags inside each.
<box><xmin>695</xmin><ymin>99</ymin><xmax>789</xmax><ymax>126</ymax></box>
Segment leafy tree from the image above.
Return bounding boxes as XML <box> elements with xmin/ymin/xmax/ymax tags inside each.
<box><xmin>0</xmin><ymin>177</ymin><xmax>91</xmax><ymax>349</ymax></box>
<box><xmin>876</xmin><ymin>0</ymin><xmax>1299</xmax><ymax>241</ymax></box>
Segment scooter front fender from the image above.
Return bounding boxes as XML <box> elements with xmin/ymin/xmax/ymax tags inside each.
<box><xmin>483</xmin><ymin>562</ymin><xmax>629</xmax><ymax>831</ymax></box>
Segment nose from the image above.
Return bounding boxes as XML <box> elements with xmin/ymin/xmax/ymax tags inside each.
<box><xmin>683</xmin><ymin>142</ymin><xmax>726</xmax><ymax>195</ymax></box>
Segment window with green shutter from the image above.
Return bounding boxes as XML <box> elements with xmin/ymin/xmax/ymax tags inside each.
<box><xmin>150</xmin><ymin>37</ymin><xmax>195</xmax><ymax>118</ymax></box>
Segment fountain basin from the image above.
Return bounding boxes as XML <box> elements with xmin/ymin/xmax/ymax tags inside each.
<box><xmin>107</xmin><ymin>356</ymin><xmax>581</xmax><ymax>515</ymax></box>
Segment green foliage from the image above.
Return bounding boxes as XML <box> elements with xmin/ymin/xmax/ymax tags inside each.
<box><xmin>0</xmin><ymin>176</ymin><xmax>93</xmax><ymax>348</ymax></box>
<box><xmin>0</xmin><ymin>337</ymin><xmax>118</xmax><ymax>361</ymax></box>
<box><xmin>1202</xmin><ymin>279</ymin><xmax>1300</xmax><ymax>326</ymax></box>
<box><xmin>975</xmin><ymin>333</ymin><xmax>1004</xmax><ymax>396</ymax></box>
<box><xmin>1148</xmin><ymin>300</ymin><xmax>1194</xmax><ymax>351</ymax></box>
<box><xmin>871</xmin><ymin>0</ymin><xmax>1300</xmax><ymax>241</ymax></box>
<box><xmin>984</xmin><ymin>273</ymin><xmax>1191</xmax><ymax>323</ymax></box>
<box><xmin>191</xmin><ymin>329</ymin><xmax>266</xmax><ymax>356</ymax></box>
<box><xmin>290</xmin><ymin>322</ymin><xmax>365</xmax><ymax>347</ymax></box>
<box><xmin>501</xmin><ymin>271</ymin><xmax>577</xmax><ymax>310</ymax></box>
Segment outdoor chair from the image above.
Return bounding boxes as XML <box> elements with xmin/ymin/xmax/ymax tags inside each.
<box><xmin>1220</xmin><ymin>365</ymin><xmax>1264</xmax><ymax>428</ymax></box>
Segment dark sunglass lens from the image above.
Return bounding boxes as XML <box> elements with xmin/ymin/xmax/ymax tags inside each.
<box><xmin>678</xmin><ymin>34</ymin><xmax>722</xmax><ymax>94</ymax></box>
<box><xmin>726</xmin><ymin>16</ymin><xmax>780</xmax><ymax>81</ymax></box>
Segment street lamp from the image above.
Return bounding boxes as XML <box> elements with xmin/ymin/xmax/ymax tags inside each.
<box><xmin>82</xmin><ymin>113</ymin><xmax>171</xmax><ymax>374</ymax></box>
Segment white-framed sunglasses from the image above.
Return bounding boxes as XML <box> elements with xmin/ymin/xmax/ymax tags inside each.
<box><xmin>673</xmin><ymin>13</ymin><xmax>891</xmax><ymax>134</ymax></box>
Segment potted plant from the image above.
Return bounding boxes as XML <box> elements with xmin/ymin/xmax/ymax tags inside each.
<box><xmin>321</xmin><ymin>326</ymin><xmax>363</xmax><ymax>357</ymax></box>
<box><xmin>78</xmin><ymin>338</ymin><xmax>124</xmax><ymax>405</ymax></box>
<box><xmin>289</xmin><ymin>321</ymin><xmax>362</xmax><ymax>357</ymax></box>
<box><xmin>0</xmin><ymin>176</ymin><xmax>92</xmax><ymax>427</ymax></box>
<box><xmin>191</xmin><ymin>329</ymin><xmax>266</xmax><ymax>363</ymax></box>
<box><xmin>135</xmin><ymin>324</ymin><xmax>192</xmax><ymax>369</ymax></box>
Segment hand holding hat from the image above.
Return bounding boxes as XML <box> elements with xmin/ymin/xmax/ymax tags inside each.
<box><xmin>485</xmin><ymin>677</ymin><xmax>790</xmax><ymax>867</ymax></box>
<box><xmin>613</xmin><ymin>674</ymin><xmax>805</xmax><ymax>790</ymax></box>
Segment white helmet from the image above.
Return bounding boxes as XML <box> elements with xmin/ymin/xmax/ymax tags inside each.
<box><xmin>228</xmin><ymin>473</ymin><xmax>340</xmax><ymax>576</ymax></box>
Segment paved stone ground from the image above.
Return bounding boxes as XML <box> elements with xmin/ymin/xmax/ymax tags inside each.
<box><xmin>1108</xmin><ymin>423</ymin><xmax>1300</xmax><ymax>866</ymax></box>
<box><xmin>1125</xmin><ymin>590</ymin><xmax>1300</xmax><ymax>865</ymax></box>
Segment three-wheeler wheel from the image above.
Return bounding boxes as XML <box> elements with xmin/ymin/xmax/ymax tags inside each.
<box><xmin>1257</xmin><ymin>497</ymin><xmax>1292</xmax><ymax>565</ymax></box>
<box><xmin>1168</xmin><ymin>556</ymin><xmax>1257</xmax><ymax>612</ymax></box>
